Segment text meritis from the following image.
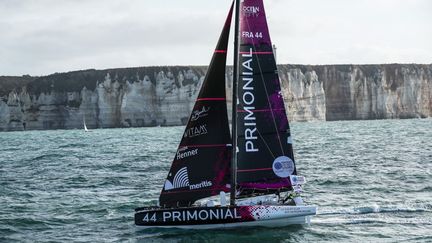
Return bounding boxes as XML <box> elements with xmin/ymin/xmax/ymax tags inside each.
<box><xmin>242</xmin><ymin>48</ymin><xmax>258</xmax><ymax>152</ymax></box>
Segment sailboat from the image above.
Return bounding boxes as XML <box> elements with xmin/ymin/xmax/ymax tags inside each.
<box><xmin>135</xmin><ymin>0</ymin><xmax>316</xmax><ymax>229</ymax></box>
<box><xmin>83</xmin><ymin>117</ymin><xmax>91</xmax><ymax>132</ymax></box>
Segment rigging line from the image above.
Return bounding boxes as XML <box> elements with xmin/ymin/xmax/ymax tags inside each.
<box><xmin>255</xmin><ymin>128</ymin><xmax>276</xmax><ymax>159</ymax></box>
<box><xmin>243</xmin><ymin>12</ymin><xmax>285</xmax><ymax>157</ymax></box>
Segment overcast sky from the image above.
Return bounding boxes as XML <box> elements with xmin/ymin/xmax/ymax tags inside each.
<box><xmin>0</xmin><ymin>0</ymin><xmax>431</xmax><ymax>76</ymax></box>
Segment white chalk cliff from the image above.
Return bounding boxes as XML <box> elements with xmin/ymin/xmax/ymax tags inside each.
<box><xmin>0</xmin><ymin>64</ymin><xmax>430</xmax><ymax>131</ymax></box>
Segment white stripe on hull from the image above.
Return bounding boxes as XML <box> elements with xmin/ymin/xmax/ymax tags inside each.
<box><xmin>136</xmin><ymin>215</ymin><xmax>312</xmax><ymax>230</ymax></box>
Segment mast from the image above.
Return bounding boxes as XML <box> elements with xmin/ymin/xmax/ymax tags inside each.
<box><xmin>230</xmin><ymin>0</ymin><xmax>240</xmax><ymax>206</ymax></box>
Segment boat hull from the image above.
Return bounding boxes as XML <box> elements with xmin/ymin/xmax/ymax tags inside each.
<box><xmin>135</xmin><ymin>205</ymin><xmax>316</xmax><ymax>229</ymax></box>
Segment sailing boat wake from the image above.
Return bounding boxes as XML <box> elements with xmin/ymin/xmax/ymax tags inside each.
<box><xmin>318</xmin><ymin>203</ymin><xmax>432</xmax><ymax>216</ymax></box>
<box><xmin>135</xmin><ymin>0</ymin><xmax>317</xmax><ymax>229</ymax></box>
<box><xmin>312</xmin><ymin>203</ymin><xmax>432</xmax><ymax>226</ymax></box>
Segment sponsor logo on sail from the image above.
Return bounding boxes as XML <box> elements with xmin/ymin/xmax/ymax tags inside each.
<box><xmin>272</xmin><ymin>156</ymin><xmax>295</xmax><ymax>178</ymax></box>
<box><xmin>164</xmin><ymin>167</ymin><xmax>213</xmax><ymax>191</ymax></box>
<box><xmin>191</xmin><ymin>106</ymin><xmax>210</xmax><ymax>121</ymax></box>
<box><xmin>242</xmin><ymin>5</ymin><xmax>260</xmax><ymax>17</ymax></box>
<box><xmin>242</xmin><ymin>48</ymin><xmax>258</xmax><ymax>153</ymax></box>
<box><xmin>176</xmin><ymin>147</ymin><xmax>199</xmax><ymax>160</ymax></box>
<box><xmin>184</xmin><ymin>124</ymin><xmax>208</xmax><ymax>138</ymax></box>
<box><xmin>164</xmin><ymin>167</ymin><xmax>190</xmax><ymax>190</ymax></box>
<box><xmin>242</xmin><ymin>31</ymin><xmax>263</xmax><ymax>39</ymax></box>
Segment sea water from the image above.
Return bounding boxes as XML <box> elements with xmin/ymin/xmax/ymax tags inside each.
<box><xmin>0</xmin><ymin>119</ymin><xmax>431</xmax><ymax>242</ymax></box>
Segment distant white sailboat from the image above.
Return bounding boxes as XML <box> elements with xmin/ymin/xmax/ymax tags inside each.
<box><xmin>83</xmin><ymin>117</ymin><xmax>91</xmax><ymax>132</ymax></box>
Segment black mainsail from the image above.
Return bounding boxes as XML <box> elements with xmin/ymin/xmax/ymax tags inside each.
<box><xmin>159</xmin><ymin>4</ymin><xmax>234</xmax><ymax>208</ymax></box>
<box><xmin>235</xmin><ymin>0</ymin><xmax>296</xmax><ymax>194</ymax></box>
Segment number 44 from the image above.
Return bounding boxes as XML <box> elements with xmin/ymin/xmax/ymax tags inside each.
<box><xmin>142</xmin><ymin>213</ymin><xmax>157</xmax><ymax>222</ymax></box>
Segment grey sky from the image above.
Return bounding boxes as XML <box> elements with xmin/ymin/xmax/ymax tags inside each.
<box><xmin>0</xmin><ymin>0</ymin><xmax>431</xmax><ymax>76</ymax></box>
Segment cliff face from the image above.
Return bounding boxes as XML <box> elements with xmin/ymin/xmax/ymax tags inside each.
<box><xmin>316</xmin><ymin>64</ymin><xmax>432</xmax><ymax>120</ymax></box>
<box><xmin>0</xmin><ymin>64</ymin><xmax>431</xmax><ymax>131</ymax></box>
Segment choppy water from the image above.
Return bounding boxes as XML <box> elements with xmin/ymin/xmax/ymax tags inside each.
<box><xmin>1</xmin><ymin>119</ymin><xmax>431</xmax><ymax>242</ymax></box>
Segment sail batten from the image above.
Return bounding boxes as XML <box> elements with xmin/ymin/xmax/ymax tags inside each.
<box><xmin>196</xmin><ymin>98</ymin><xmax>226</xmax><ymax>101</ymax></box>
<box><xmin>178</xmin><ymin>144</ymin><xmax>231</xmax><ymax>148</ymax></box>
